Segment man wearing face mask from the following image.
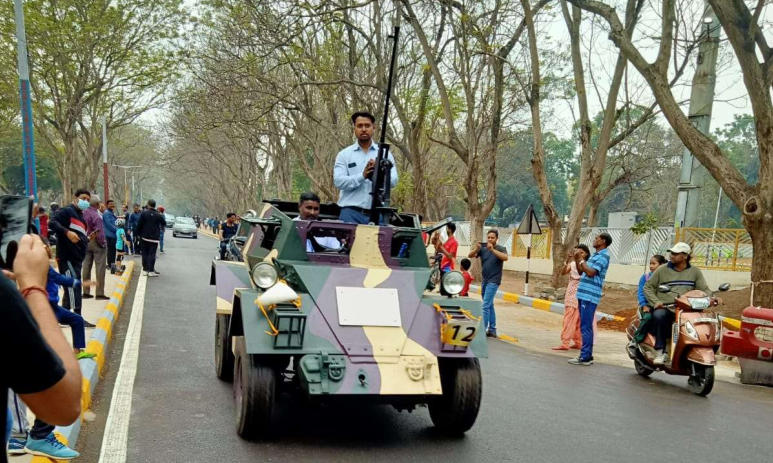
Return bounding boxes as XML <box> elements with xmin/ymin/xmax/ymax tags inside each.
<box><xmin>49</xmin><ymin>188</ymin><xmax>91</xmax><ymax>320</ymax></box>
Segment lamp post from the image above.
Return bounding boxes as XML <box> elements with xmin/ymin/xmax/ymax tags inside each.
<box><xmin>14</xmin><ymin>0</ymin><xmax>37</xmax><ymax>200</ymax></box>
<box><xmin>102</xmin><ymin>116</ymin><xmax>109</xmax><ymax>201</ymax></box>
<box><xmin>112</xmin><ymin>165</ymin><xmax>142</xmax><ymax>207</ymax></box>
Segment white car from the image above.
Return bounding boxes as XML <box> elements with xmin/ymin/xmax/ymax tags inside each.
<box><xmin>172</xmin><ymin>216</ymin><xmax>198</xmax><ymax>238</ymax></box>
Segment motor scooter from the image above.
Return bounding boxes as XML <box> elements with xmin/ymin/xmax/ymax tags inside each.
<box><xmin>626</xmin><ymin>283</ymin><xmax>730</xmax><ymax>396</ymax></box>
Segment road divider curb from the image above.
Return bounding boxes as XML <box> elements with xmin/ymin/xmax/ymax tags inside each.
<box><xmin>470</xmin><ymin>284</ymin><xmax>625</xmax><ymax>322</ymax></box>
<box><xmin>31</xmin><ymin>260</ymin><xmax>135</xmax><ymax>462</ymax></box>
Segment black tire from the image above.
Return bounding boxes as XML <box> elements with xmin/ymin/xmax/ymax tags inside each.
<box><xmin>634</xmin><ymin>360</ymin><xmax>654</xmax><ymax>377</ymax></box>
<box><xmin>215</xmin><ymin>314</ymin><xmax>234</xmax><ymax>381</ymax></box>
<box><xmin>428</xmin><ymin>267</ymin><xmax>441</xmax><ymax>291</ymax></box>
<box><xmin>687</xmin><ymin>363</ymin><xmax>715</xmax><ymax>396</ymax></box>
<box><xmin>429</xmin><ymin>358</ymin><xmax>482</xmax><ymax>436</ymax></box>
<box><xmin>233</xmin><ymin>337</ymin><xmax>277</xmax><ymax>440</ymax></box>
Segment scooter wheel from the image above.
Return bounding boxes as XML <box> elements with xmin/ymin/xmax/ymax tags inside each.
<box><xmin>687</xmin><ymin>363</ymin><xmax>714</xmax><ymax>396</ymax></box>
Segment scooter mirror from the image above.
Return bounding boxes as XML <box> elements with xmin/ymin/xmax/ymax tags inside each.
<box><xmin>657</xmin><ymin>284</ymin><xmax>670</xmax><ymax>293</ymax></box>
<box><xmin>718</xmin><ymin>282</ymin><xmax>731</xmax><ymax>292</ymax></box>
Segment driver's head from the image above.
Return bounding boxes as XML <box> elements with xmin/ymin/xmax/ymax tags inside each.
<box><xmin>298</xmin><ymin>192</ymin><xmax>321</xmax><ymax>220</ymax></box>
<box><xmin>668</xmin><ymin>242</ymin><xmax>691</xmax><ymax>265</ymax></box>
<box><xmin>226</xmin><ymin>212</ymin><xmax>236</xmax><ymax>223</ymax></box>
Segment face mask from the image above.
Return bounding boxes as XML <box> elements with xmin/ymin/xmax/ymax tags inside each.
<box><xmin>78</xmin><ymin>199</ymin><xmax>90</xmax><ymax>210</ymax></box>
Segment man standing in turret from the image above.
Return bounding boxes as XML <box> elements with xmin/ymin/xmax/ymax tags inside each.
<box><xmin>333</xmin><ymin>111</ymin><xmax>398</xmax><ymax>224</ymax></box>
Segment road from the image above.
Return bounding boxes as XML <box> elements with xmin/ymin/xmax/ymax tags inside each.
<box><xmin>85</xmin><ymin>233</ymin><xmax>773</xmax><ymax>463</ymax></box>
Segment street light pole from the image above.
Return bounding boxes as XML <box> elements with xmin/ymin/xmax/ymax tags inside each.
<box><xmin>113</xmin><ymin>165</ymin><xmax>142</xmax><ymax>207</ymax></box>
<box><xmin>14</xmin><ymin>0</ymin><xmax>37</xmax><ymax>200</ymax></box>
<box><xmin>674</xmin><ymin>5</ymin><xmax>720</xmax><ymax>229</ymax></box>
<box><xmin>102</xmin><ymin>116</ymin><xmax>109</xmax><ymax>201</ymax></box>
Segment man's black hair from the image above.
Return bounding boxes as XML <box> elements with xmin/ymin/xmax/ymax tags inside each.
<box><xmin>598</xmin><ymin>232</ymin><xmax>613</xmax><ymax>247</ymax></box>
<box><xmin>226</xmin><ymin>212</ymin><xmax>236</xmax><ymax>218</ymax></box>
<box><xmin>133</xmin><ymin>203</ymin><xmax>140</xmax><ymax>208</ymax></box>
<box><xmin>147</xmin><ymin>199</ymin><xmax>156</xmax><ymax>208</ymax></box>
<box><xmin>74</xmin><ymin>188</ymin><xmax>90</xmax><ymax>198</ymax></box>
<box><xmin>351</xmin><ymin>111</ymin><xmax>376</xmax><ymax>124</ymax></box>
<box><xmin>106</xmin><ymin>199</ymin><xmax>115</xmax><ymax>205</ymax></box>
<box><xmin>460</xmin><ymin>258</ymin><xmax>471</xmax><ymax>271</ymax></box>
<box><xmin>487</xmin><ymin>228</ymin><xmax>499</xmax><ymax>238</ymax></box>
<box><xmin>447</xmin><ymin>222</ymin><xmax>456</xmax><ymax>233</ymax></box>
<box><xmin>299</xmin><ymin>192</ymin><xmax>321</xmax><ymax>205</ymax></box>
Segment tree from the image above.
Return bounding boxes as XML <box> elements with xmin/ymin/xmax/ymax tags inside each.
<box><xmin>568</xmin><ymin>0</ymin><xmax>773</xmax><ymax>306</ymax></box>
<box><xmin>0</xmin><ymin>0</ymin><xmax>187</xmax><ymax>196</ymax></box>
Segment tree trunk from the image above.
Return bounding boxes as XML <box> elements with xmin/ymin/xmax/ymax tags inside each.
<box><xmin>745</xmin><ymin>205</ymin><xmax>773</xmax><ymax>307</ymax></box>
<box><xmin>468</xmin><ymin>213</ymin><xmax>486</xmax><ymax>281</ymax></box>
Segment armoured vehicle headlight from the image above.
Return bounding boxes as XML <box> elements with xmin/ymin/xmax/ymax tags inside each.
<box><xmin>251</xmin><ymin>262</ymin><xmax>278</xmax><ymax>289</ymax></box>
<box><xmin>442</xmin><ymin>271</ymin><xmax>465</xmax><ymax>296</ymax></box>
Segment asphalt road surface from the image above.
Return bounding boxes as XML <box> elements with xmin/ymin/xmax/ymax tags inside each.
<box><xmin>88</xmin><ymin>233</ymin><xmax>773</xmax><ymax>463</ymax></box>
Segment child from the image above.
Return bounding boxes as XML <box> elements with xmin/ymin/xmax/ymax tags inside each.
<box><xmin>632</xmin><ymin>254</ymin><xmax>668</xmax><ymax>344</ymax></box>
<box><xmin>115</xmin><ymin>218</ymin><xmax>130</xmax><ymax>275</ymax></box>
<box><xmin>553</xmin><ymin>244</ymin><xmax>590</xmax><ymax>351</ymax></box>
<box><xmin>43</xmin><ymin>240</ymin><xmax>96</xmax><ymax>360</ymax></box>
<box><xmin>460</xmin><ymin>258</ymin><xmax>474</xmax><ymax>297</ymax></box>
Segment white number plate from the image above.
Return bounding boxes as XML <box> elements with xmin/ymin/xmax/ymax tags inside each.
<box><xmin>336</xmin><ymin>287</ymin><xmax>401</xmax><ymax>327</ymax></box>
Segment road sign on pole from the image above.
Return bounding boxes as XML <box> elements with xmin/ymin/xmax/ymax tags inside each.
<box><xmin>14</xmin><ymin>0</ymin><xmax>37</xmax><ymax>201</ymax></box>
<box><xmin>517</xmin><ymin>204</ymin><xmax>542</xmax><ymax>297</ymax></box>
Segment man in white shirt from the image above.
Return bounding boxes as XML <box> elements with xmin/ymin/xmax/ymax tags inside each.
<box><xmin>293</xmin><ymin>192</ymin><xmax>341</xmax><ymax>252</ymax></box>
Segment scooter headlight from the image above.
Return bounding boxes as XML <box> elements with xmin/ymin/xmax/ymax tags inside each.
<box><xmin>251</xmin><ymin>262</ymin><xmax>278</xmax><ymax>289</ymax></box>
<box><xmin>441</xmin><ymin>271</ymin><xmax>465</xmax><ymax>296</ymax></box>
<box><xmin>684</xmin><ymin>321</ymin><xmax>699</xmax><ymax>341</ymax></box>
<box><xmin>687</xmin><ymin>297</ymin><xmax>711</xmax><ymax>310</ymax></box>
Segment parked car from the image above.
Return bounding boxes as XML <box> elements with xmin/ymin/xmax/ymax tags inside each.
<box><xmin>172</xmin><ymin>216</ymin><xmax>197</xmax><ymax>238</ymax></box>
<box><xmin>164</xmin><ymin>213</ymin><xmax>176</xmax><ymax>228</ymax></box>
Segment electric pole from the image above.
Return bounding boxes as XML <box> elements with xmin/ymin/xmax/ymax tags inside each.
<box><xmin>102</xmin><ymin>117</ymin><xmax>109</xmax><ymax>201</ymax></box>
<box><xmin>14</xmin><ymin>0</ymin><xmax>37</xmax><ymax>200</ymax></box>
<box><xmin>674</xmin><ymin>4</ymin><xmax>720</xmax><ymax>229</ymax></box>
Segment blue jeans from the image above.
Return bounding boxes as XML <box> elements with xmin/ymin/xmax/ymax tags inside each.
<box><xmin>481</xmin><ymin>281</ymin><xmax>499</xmax><ymax>334</ymax></box>
<box><xmin>51</xmin><ymin>301</ymin><xmax>86</xmax><ymax>349</ymax></box>
<box><xmin>578</xmin><ymin>298</ymin><xmax>598</xmax><ymax>361</ymax></box>
<box><xmin>339</xmin><ymin>207</ymin><xmax>371</xmax><ymax>224</ymax></box>
<box><xmin>159</xmin><ymin>229</ymin><xmax>164</xmax><ymax>252</ymax></box>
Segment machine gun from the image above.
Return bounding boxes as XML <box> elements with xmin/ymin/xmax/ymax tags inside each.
<box><xmin>368</xmin><ymin>25</ymin><xmax>400</xmax><ymax>225</ymax></box>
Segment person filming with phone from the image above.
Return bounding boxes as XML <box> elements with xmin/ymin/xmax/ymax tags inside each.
<box><xmin>469</xmin><ymin>229</ymin><xmax>508</xmax><ymax>338</ymax></box>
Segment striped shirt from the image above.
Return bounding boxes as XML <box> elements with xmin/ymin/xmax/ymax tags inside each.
<box><xmin>576</xmin><ymin>248</ymin><xmax>610</xmax><ymax>305</ymax></box>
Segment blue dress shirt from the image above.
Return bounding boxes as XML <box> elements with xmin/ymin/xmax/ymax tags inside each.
<box><xmin>333</xmin><ymin>142</ymin><xmax>398</xmax><ymax>209</ymax></box>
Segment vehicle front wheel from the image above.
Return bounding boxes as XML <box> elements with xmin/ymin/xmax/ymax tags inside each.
<box><xmin>233</xmin><ymin>337</ymin><xmax>277</xmax><ymax>440</ymax></box>
<box><xmin>214</xmin><ymin>314</ymin><xmax>234</xmax><ymax>381</ymax></box>
<box><xmin>429</xmin><ymin>358</ymin><xmax>482</xmax><ymax>436</ymax></box>
<box><xmin>687</xmin><ymin>363</ymin><xmax>715</xmax><ymax>396</ymax></box>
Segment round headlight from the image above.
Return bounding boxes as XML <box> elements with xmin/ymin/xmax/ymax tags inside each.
<box><xmin>251</xmin><ymin>262</ymin><xmax>278</xmax><ymax>289</ymax></box>
<box><xmin>442</xmin><ymin>271</ymin><xmax>465</xmax><ymax>296</ymax></box>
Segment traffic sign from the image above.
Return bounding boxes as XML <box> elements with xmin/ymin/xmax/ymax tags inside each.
<box><xmin>516</xmin><ymin>204</ymin><xmax>541</xmax><ymax>235</ymax></box>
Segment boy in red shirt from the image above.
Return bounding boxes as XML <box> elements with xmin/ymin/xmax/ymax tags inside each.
<box><xmin>460</xmin><ymin>258</ymin><xmax>474</xmax><ymax>296</ymax></box>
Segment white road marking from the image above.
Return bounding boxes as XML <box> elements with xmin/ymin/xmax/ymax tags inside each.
<box><xmin>98</xmin><ymin>271</ymin><xmax>148</xmax><ymax>463</ymax></box>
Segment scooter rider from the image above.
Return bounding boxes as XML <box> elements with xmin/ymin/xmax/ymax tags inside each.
<box><xmin>218</xmin><ymin>213</ymin><xmax>238</xmax><ymax>260</ymax></box>
<box><xmin>642</xmin><ymin>242</ymin><xmax>711</xmax><ymax>365</ymax></box>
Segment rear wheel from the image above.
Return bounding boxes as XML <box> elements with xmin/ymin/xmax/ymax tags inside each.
<box><xmin>233</xmin><ymin>337</ymin><xmax>277</xmax><ymax>440</ymax></box>
<box><xmin>687</xmin><ymin>363</ymin><xmax>715</xmax><ymax>396</ymax></box>
<box><xmin>214</xmin><ymin>314</ymin><xmax>234</xmax><ymax>381</ymax></box>
<box><xmin>429</xmin><ymin>358</ymin><xmax>482</xmax><ymax>436</ymax></box>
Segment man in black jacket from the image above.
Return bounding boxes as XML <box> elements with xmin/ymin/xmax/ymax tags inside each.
<box><xmin>135</xmin><ymin>199</ymin><xmax>166</xmax><ymax>277</ymax></box>
<box><xmin>49</xmin><ymin>188</ymin><xmax>91</xmax><ymax>319</ymax></box>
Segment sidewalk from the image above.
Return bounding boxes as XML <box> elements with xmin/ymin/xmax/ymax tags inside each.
<box><xmin>13</xmin><ymin>259</ymin><xmax>135</xmax><ymax>462</ymax></box>
<box><xmin>471</xmin><ymin>293</ymin><xmax>742</xmax><ymax>383</ymax></box>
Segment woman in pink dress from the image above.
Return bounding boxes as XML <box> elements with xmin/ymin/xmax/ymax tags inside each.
<box><xmin>553</xmin><ymin>244</ymin><xmax>590</xmax><ymax>350</ymax></box>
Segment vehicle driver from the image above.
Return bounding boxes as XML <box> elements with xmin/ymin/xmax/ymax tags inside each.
<box><xmin>294</xmin><ymin>192</ymin><xmax>341</xmax><ymax>252</ymax></box>
<box><xmin>218</xmin><ymin>213</ymin><xmax>238</xmax><ymax>260</ymax></box>
<box><xmin>642</xmin><ymin>242</ymin><xmax>712</xmax><ymax>365</ymax></box>
<box><xmin>333</xmin><ymin>111</ymin><xmax>398</xmax><ymax>224</ymax></box>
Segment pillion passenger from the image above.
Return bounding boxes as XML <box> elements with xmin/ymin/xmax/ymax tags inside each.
<box><xmin>333</xmin><ymin>111</ymin><xmax>398</xmax><ymax>224</ymax></box>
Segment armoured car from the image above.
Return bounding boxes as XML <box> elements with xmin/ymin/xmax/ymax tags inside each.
<box><xmin>210</xmin><ymin>200</ymin><xmax>486</xmax><ymax>438</ymax></box>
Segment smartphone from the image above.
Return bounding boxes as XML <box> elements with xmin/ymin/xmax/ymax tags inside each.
<box><xmin>0</xmin><ymin>195</ymin><xmax>33</xmax><ymax>269</ymax></box>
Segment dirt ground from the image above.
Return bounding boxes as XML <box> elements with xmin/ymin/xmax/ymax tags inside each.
<box><xmin>498</xmin><ymin>269</ymin><xmax>751</xmax><ymax>332</ymax></box>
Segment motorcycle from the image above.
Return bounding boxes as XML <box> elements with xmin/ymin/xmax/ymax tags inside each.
<box><xmin>626</xmin><ymin>282</ymin><xmax>730</xmax><ymax>396</ymax></box>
